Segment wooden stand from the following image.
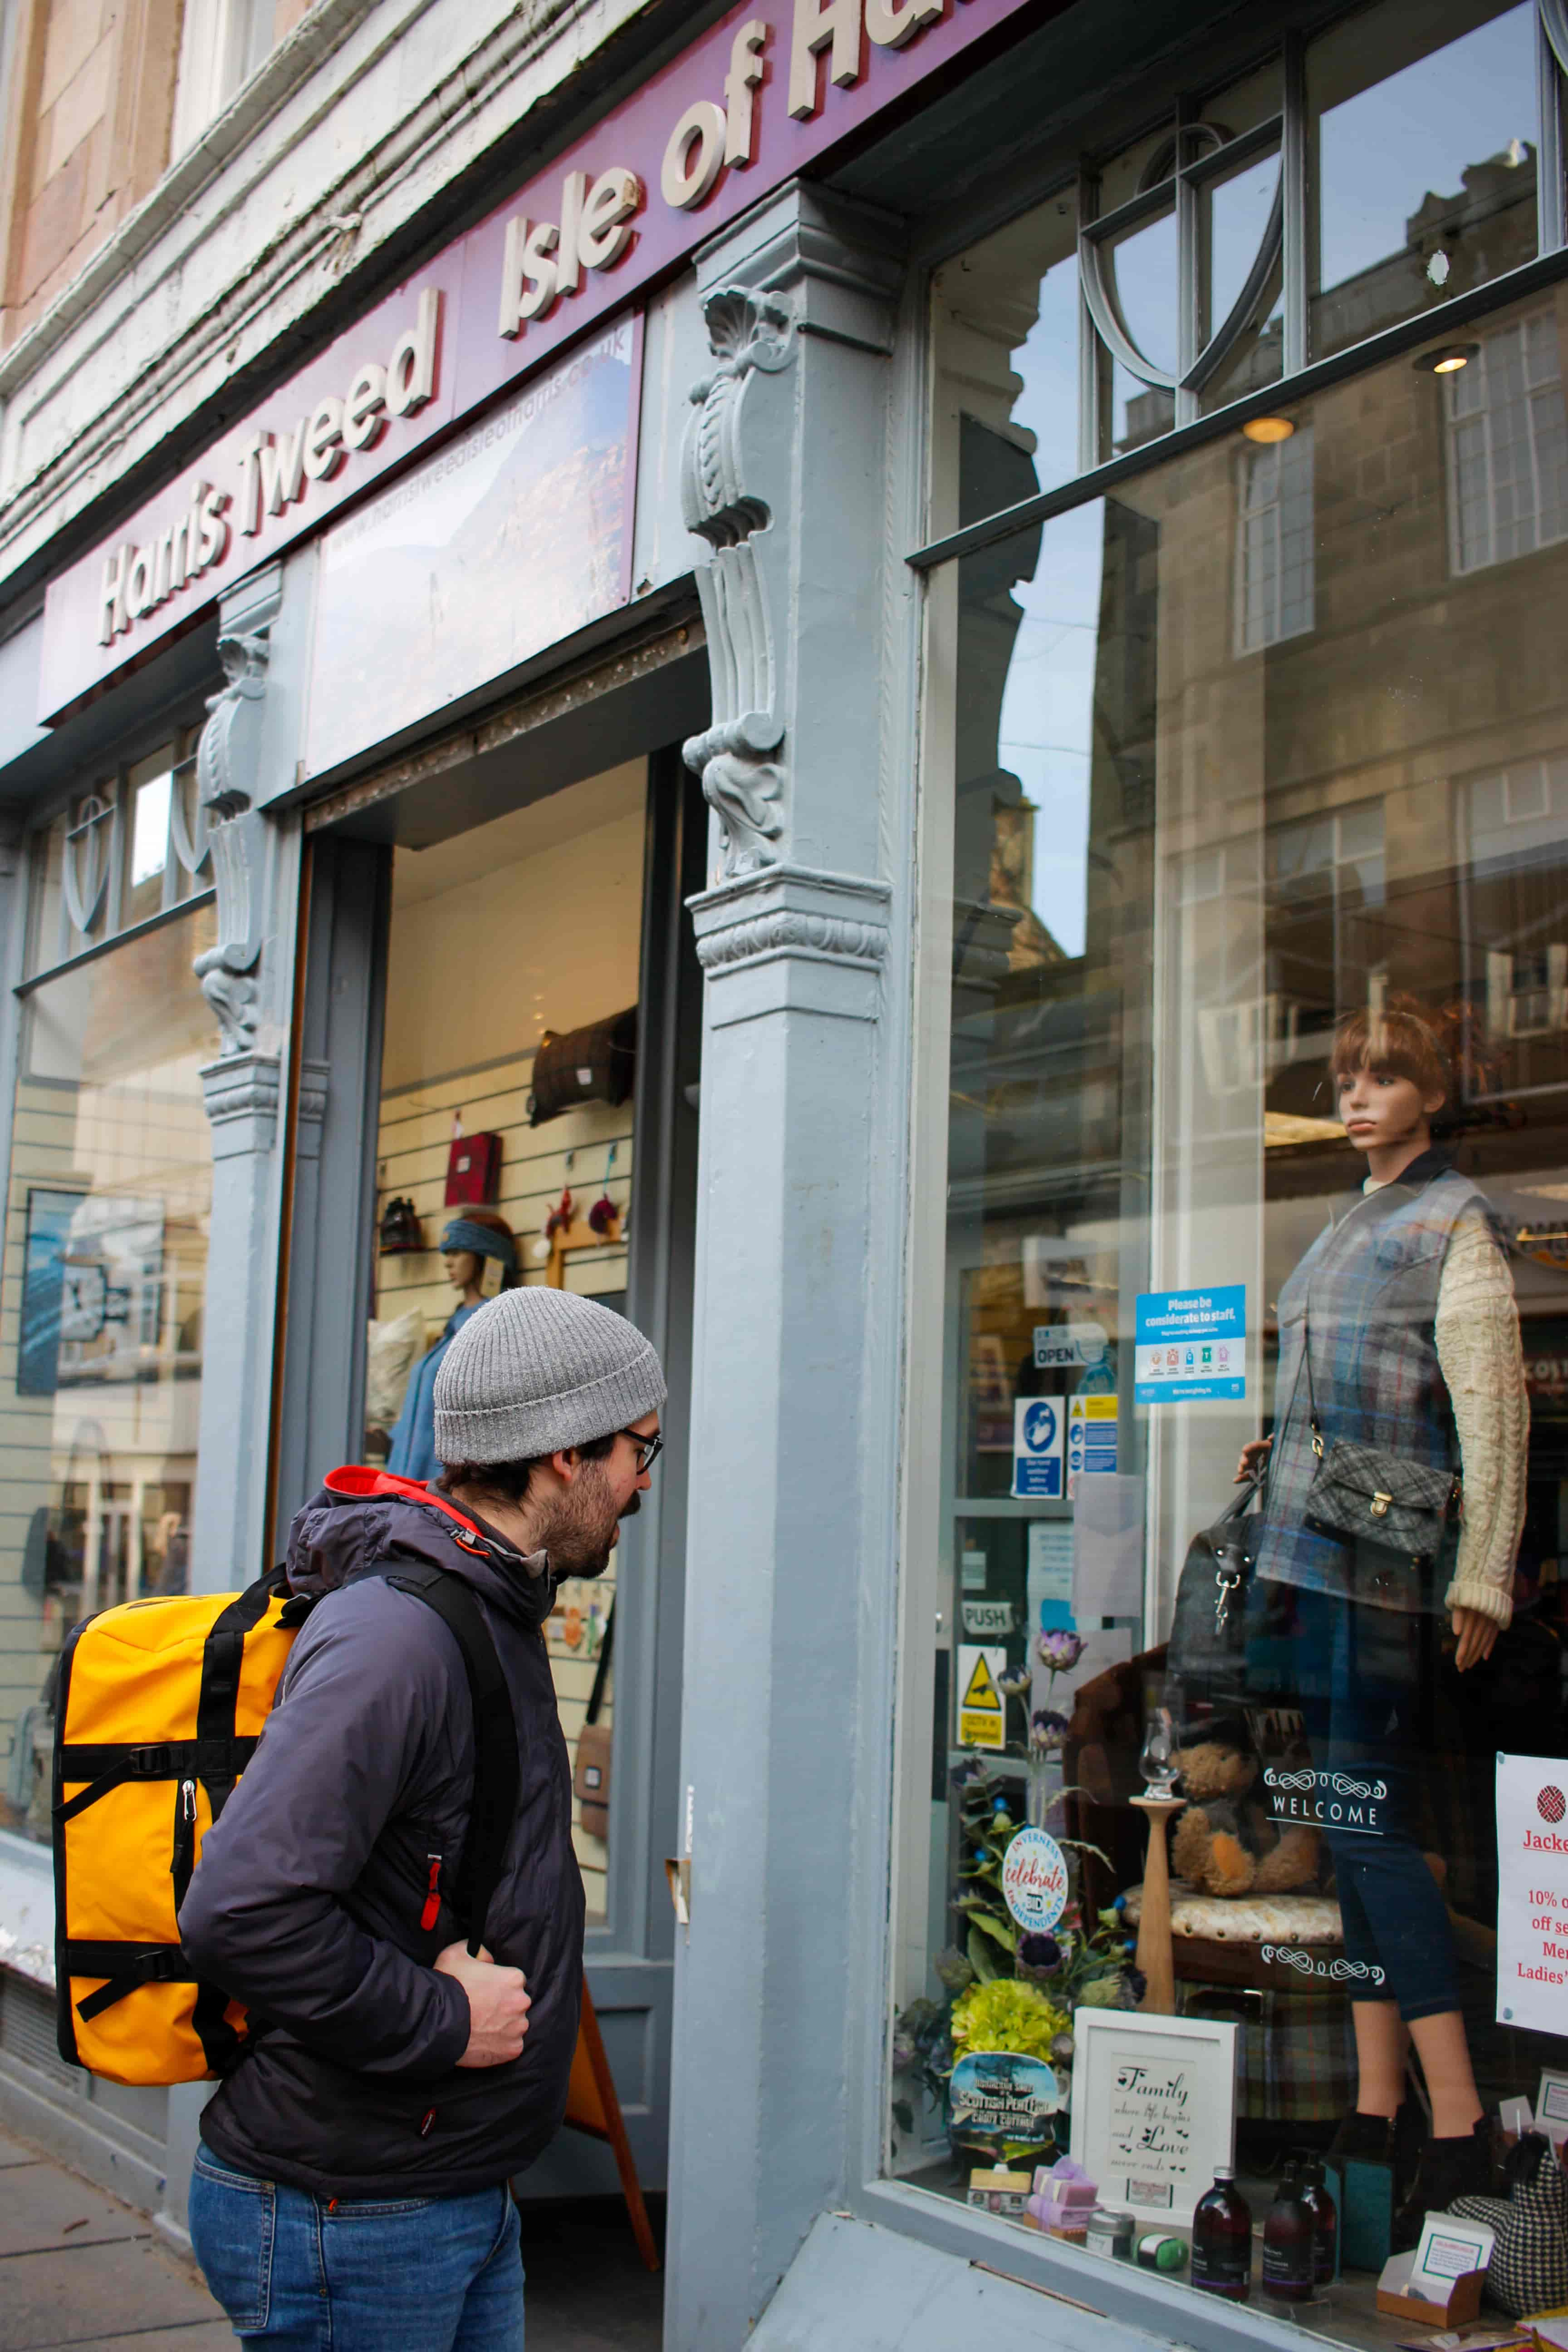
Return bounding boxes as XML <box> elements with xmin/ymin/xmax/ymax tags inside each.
<box><xmin>546</xmin><ymin>1214</ymin><xmax>621</xmax><ymax>1289</ymax></box>
<box><xmin>1129</xmin><ymin>1794</ymin><xmax>1185</xmax><ymax>2015</ymax></box>
<box><xmin>557</xmin><ymin>1979</ymin><xmax>661</xmax><ymax>2272</ymax></box>
<box><xmin>1375</xmin><ymin>2264</ymin><xmax>1484</xmax><ymax>2326</ymax></box>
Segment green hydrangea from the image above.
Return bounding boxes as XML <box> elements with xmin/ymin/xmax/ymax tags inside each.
<box><xmin>950</xmin><ymin>1975</ymin><xmax>1070</xmax><ymax>2065</ymax></box>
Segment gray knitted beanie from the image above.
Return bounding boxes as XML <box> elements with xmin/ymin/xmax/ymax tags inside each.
<box><xmin>433</xmin><ymin>1287</ymin><xmax>666</xmax><ymax>1465</ymax></box>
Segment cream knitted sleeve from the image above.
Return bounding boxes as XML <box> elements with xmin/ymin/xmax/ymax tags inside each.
<box><xmin>1435</xmin><ymin>1212</ymin><xmax>1528</xmax><ymax>1629</ymax></box>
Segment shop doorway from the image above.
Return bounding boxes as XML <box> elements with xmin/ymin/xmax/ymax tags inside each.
<box><xmin>272</xmin><ymin>726</ymin><xmax>705</xmax><ymax>2195</ymax></box>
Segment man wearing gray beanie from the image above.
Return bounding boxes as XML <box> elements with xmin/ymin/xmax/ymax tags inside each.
<box><xmin>181</xmin><ymin>1288</ymin><xmax>665</xmax><ymax>2350</ymax></box>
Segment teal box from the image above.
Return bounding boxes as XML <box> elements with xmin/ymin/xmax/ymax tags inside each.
<box><xmin>1326</xmin><ymin>2155</ymin><xmax>1392</xmax><ymax>2275</ymax></box>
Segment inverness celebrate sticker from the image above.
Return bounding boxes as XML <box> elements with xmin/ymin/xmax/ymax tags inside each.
<box><xmin>1002</xmin><ymin>1826</ymin><xmax>1069</xmax><ymax>1933</ymax></box>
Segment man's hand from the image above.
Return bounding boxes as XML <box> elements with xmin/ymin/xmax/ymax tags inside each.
<box><xmin>434</xmin><ymin>1941</ymin><xmax>531</xmax><ymax>2067</ymax></box>
<box><xmin>1235</xmin><ymin>1435</ymin><xmax>1274</xmax><ymax>1483</ymax></box>
<box><xmin>1450</xmin><ymin>1605</ymin><xmax>1500</xmax><ymax>1672</ymax></box>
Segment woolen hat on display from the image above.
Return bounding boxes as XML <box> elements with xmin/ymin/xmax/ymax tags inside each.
<box><xmin>433</xmin><ymin>1285</ymin><xmax>665</xmax><ymax>1465</ymax></box>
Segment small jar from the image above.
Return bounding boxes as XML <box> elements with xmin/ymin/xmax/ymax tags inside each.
<box><xmin>1085</xmin><ymin>2207</ymin><xmax>1133</xmax><ymax>2260</ymax></box>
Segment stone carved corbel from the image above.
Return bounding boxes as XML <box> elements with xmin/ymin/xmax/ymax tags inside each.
<box><xmin>192</xmin><ymin>628</ymin><xmax>269</xmax><ymax>1055</ymax></box>
<box><xmin>681</xmin><ymin>286</ymin><xmax>799</xmax><ymax>877</ymax></box>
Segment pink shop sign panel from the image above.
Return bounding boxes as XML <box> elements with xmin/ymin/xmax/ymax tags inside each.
<box><xmin>39</xmin><ymin>0</ymin><xmax>1041</xmax><ymax>725</ymax></box>
<box><xmin>301</xmin><ymin>319</ymin><xmax>640</xmax><ymax>781</ymax></box>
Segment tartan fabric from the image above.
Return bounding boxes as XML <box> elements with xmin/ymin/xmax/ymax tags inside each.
<box><xmin>1181</xmin><ymin>1986</ymin><xmax>1354</xmax><ymax>2123</ymax></box>
<box><xmin>1252</xmin><ymin>1153</ymin><xmax>1487</xmax><ymax>1613</ymax></box>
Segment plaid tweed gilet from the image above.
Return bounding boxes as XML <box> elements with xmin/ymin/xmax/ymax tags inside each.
<box><xmin>1252</xmin><ymin>1151</ymin><xmax>1488</xmax><ymax>1612</ymax></box>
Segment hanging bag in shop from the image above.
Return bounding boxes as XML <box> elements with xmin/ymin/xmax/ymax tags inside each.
<box><xmin>51</xmin><ymin>1542</ymin><xmax>516</xmax><ymax>2089</ymax></box>
<box><xmin>528</xmin><ymin>1009</ymin><xmax>637</xmax><ymax>1127</ymax></box>
<box><xmin>1299</xmin><ymin>1311</ymin><xmax>1460</xmax><ymax>1571</ymax></box>
<box><xmin>1167</xmin><ymin>1471</ymin><xmax>1274</xmax><ymax>1711</ymax></box>
<box><xmin>573</xmin><ymin>1606</ymin><xmax>614</xmax><ymax>1840</ymax></box>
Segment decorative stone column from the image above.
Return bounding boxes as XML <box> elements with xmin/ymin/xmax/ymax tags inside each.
<box><xmin>665</xmin><ymin>182</ymin><xmax>904</xmax><ymax>2349</ymax></box>
<box><xmin>188</xmin><ymin>562</ymin><xmax>296</xmax><ymax>1598</ymax></box>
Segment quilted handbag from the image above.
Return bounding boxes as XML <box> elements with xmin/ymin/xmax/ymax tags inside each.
<box><xmin>1299</xmin><ymin>1314</ymin><xmax>1459</xmax><ymax>1569</ymax></box>
<box><xmin>1452</xmin><ymin>2132</ymin><xmax>1568</xmax><ymax>2318</ymax></box>
<box><xmin>1303</xmin><ymin>1437</ymin><xmax>1459</xmax><ymax>1567</ymax></box>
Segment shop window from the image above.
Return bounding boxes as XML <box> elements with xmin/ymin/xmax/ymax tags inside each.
<box><xmin>25</xmin><ymin>735</ymin><xmax>208</xmax><ymax>977</ymax></box>
<box><xmin>1448</xmin><ymin>313</ymin><xmax>1568</xmax><ymax>575</ymax></box>
<box><xmin>170</xmin><ymin>0</ymin><xmax>311</xmax><ymax>157</ymax></box>
<box><xmin>1238</xmin><ymin>424</ymin><xmax>1317</xmax><ymax>653</ymax></box>
<box><xmin>364</xmin><ymin>763</ymin><xmax>646</xmax><ymax>1924</ymax></box>
<box><xmin>0</xmin><ymin>903</ymin><xmax>219</xmax><ymax>1839</ymax></box>
<box><xmin>901</xmin><ymin>277</ymin><xmax>1568</xmax><ymax>2331</ymax></box>
<box><xmin>1307</xmin><ymin>0</ymin><xmax>1539</xmax><ymax>361</ymax></box>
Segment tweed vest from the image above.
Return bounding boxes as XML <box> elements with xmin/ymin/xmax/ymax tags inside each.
<box><xmin>1252</xmin><ymin>1152</ymin><xmax>1489</xmax><ymax>1612</ymax></box>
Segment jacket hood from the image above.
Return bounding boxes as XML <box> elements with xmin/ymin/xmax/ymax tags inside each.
<box><xmin>284</xmin><ymin>1466</ymin><xmax>555</xmax><ymax>1634</ymax></box>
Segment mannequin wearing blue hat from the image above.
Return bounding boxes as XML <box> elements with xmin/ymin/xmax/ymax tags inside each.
<box><xmin>385</xmin><ymin>1209</ymin><xmax>519</xmax><ymax>1482</ymax></box>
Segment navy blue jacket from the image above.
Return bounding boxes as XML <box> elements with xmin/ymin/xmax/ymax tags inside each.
<box><xmin>179</xmin><ymin>1470</ymin><xmax>584</xmax><ymax>2198</ymax></box>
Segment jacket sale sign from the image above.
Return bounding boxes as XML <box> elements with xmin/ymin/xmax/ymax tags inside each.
<box><xmin>1496</xmin><ymin>1754</ymin><xmax>1568</xmax><ymax>2031</ymax></box>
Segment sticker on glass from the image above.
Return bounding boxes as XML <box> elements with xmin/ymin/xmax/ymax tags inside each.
<box><xmin>1002</xmin><ymin>1825</ymin><xmax>1069</xmax><ymax>1933</ymax></box>
<box><xmin>1012</xmin><ymin>1396</ymin><xmax>1064</xmax><ymax>1497</ymax></box>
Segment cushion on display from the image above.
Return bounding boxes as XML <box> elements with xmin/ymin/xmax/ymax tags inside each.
<box><xmin>1119</xmin><ymin>1884</ymin><xmax>1344</xmax><ymax>1944</ymax></box>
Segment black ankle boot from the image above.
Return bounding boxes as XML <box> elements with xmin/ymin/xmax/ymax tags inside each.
<box><xmin>1328</xmin><ymin>2110</ymin><xmax>1399</xmax><ymax>2165</ymax></box>
<box><xmin>1392</xmin><ymin>2117</ymin><xmax>1494</xmax><ymax>2251</ymax></box>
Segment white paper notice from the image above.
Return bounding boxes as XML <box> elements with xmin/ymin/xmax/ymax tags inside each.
<box><xmin>1073</xmin><ymin>1474</ymin><xmax>1145</xmax><ymax>1620</ymax></box>
<box><xmin>1495</xmin><ymin>1754</ymin><xmax>1568</xmax><ymax>2031</ymax></box>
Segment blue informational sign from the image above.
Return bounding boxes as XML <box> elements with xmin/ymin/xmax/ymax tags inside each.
<box><xmin>1012</xmin><ymin>1396</ymin><xmax>1064</xmax><ymax>1496</ymax></box>
<box><xmin>1135</xmin><ymin>1285</ymin><xmax>1246</xmax><ymax>1401</ymax></box>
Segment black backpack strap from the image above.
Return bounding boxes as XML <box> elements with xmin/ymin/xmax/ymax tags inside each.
<box><xmin>585</xmin><ymin>1602</ymin><xmax>614</xmax><ymax>1727</ymax></box>
<box><xmin>380</xmin><ymin>1563</ymin><xmax>519</xmax><ymax>1958</ymax></box>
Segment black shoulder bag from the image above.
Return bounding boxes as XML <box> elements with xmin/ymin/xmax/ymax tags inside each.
<box><xmin>1167</xmin><ymin>1470</ymin><xmax>1271</xmax><ymax>1710</ymax></box>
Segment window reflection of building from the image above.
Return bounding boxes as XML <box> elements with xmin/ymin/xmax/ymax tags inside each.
<box><xmin>1448</xmin><ymin>312</ymin><xmax>1568</xmax><ymax>574</ymax></box>
<box><xmin>1461</xmin><ymin>755</ymin><xmax>1568</xmax><ymax>1099</ymax></box>
<box><xmin>1237</xmin><ymin>424</ymin><xmax>1316</xmax><ymax>652</ymax></box>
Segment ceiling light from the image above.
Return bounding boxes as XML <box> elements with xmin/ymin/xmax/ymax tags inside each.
<box><xmin>1241</xmin><ymin>415</ymin><xmax>1295</xmax><ymax>444</ymax></box>
<box><xmin>1414</xmin><ymin>342</ymin><xmax>1480</xmax><ymax>375</ymax></box>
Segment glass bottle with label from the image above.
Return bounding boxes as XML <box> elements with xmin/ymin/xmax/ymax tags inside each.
<box><xmin>1262</xmin><ymin>2162</ymin><xmax>1316</xmax><ymax>2302</ymax></box>
<box><xmin>1296</xmin><ymin>2156</ymin><xmax>1337</xmax><ymax>2287</ymax></box>
<box><xmin>1191</xmin><ymin>2164</ymin><xmax>1253</xmax><ymax>2301</ymax></box>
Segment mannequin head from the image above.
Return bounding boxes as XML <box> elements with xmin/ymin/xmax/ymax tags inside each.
<box><xmin>1331</xmin><ymin>1006</ymin><xmax>1449</xmax><ymax>1182</ymax></box>
<box><xmin>439</xmin><ymin>1209</ymin><xmax>519</xmax><ymax>1307</ymax></box>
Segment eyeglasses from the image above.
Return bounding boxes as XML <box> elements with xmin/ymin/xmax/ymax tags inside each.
<box><xmin>619</xmin><ymin>1427</ymin><xmax>663</xmax><ymax>1476</ymax></box>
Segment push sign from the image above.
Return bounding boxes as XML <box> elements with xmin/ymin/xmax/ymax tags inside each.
<box><xmin>1002</xmin><ymin>1828</ymin><xmax>1069</xmax><ymax>1933</ymax></box>
<box><xmin>1012</xmin><ymin>1397</ymin><xmax>1063</xmax><ymax>1497</ymax></box>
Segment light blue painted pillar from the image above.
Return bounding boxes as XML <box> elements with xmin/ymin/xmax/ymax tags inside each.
<box><xmin>165</xmin><ymin>560</ymin><xmax>304</xmax><ymax>2239</ymax></box>
<box><xmin>665</xmin><ymin>182</ymin><xmax>907</xmax><ymax>2348</ymax></box>
<box><xmin>187</xmin><ymin>560</ymin><xmax>301</xmax><ymax>1603</ymax></box>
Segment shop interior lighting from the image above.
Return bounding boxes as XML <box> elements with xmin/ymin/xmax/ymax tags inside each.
<box><xmin>1413</xmin><ymin>343</ymin><xmax>1480</xmax><ymax>374</ymax></box>
<box><xmin>1240</xmin><ymin>415</ymin><xmax>1295</xmax><ymax>443</ymax></box>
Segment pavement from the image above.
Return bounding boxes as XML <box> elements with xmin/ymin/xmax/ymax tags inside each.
<box><xmin>0</xmin><ymin>2125</ymin><xmax>665</xmax><ymax>2352</ymax></box>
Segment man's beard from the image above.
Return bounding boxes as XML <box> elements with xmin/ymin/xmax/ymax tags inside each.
<box><xmin>544</xmin><ymin>1472</ymin><xmax>641</xmax><ymax>1578</ymax></box>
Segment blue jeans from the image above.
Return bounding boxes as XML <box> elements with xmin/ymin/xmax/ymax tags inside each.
<box><xmin>1292</xmin><ymin>1588</ymin><xmax>1459</xmax><ymax>2022</ymax></box>
<box><xmin>189</xmin><ymin>2147</ymin><xmax>524</xmax><ymax>2350</ymax></box>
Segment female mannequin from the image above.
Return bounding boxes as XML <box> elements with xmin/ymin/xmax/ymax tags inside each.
<box><xmin>386</xmin><ymin>1210</ymin><xmax>519</xmax><ymax>1482</ymax></box>
<box><xmin>1236</xmin><ymin>1005</ymin><xmax>1527</xmax><ymax>2235</ymax></box>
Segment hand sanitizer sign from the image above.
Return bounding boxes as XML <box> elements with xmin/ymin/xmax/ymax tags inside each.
<box><xmin>1013</xmin><ymin>1398</ymin><xmax>1064</xmax><ymax>1498</ymax></box>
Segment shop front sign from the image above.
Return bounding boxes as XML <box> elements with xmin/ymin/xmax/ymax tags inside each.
<box><xmin>40</xmin><ymin>0</ymin><xmax>1043</xmax><ymax>723</ymax></box>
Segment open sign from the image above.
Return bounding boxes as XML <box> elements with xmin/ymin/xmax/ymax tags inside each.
<box><xmin>1002</xmin><ymin>1827</ymin><xmax>1068</xmax><ymax>1933</ymax></box>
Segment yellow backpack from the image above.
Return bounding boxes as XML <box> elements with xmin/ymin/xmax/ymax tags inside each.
<box><xmin>52</xmin><ymin>1571</ymin><xmax>302</xmax><ymax>2086</ymax></box>
<box><xmin>52</xmin><ymin>1486</ymin><xmax>517</xmax><ymax>2089</ymax></box>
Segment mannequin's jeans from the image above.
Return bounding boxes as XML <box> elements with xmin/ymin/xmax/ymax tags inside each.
<box><xmin>189</xmin><ymin>2147</ymin><xmax>524</xmax><ymax>2350</ymax></box>
<box><xmin>1291</xmin><ymin>1588</ymin><xmax>1460</xmax><ymax>2022</ymax></box>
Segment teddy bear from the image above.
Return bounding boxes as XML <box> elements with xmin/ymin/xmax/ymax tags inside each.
<box><xmin>1169</xmin><ymin>1731</ymin><xmax>1321</xmax><ymax>1899</ymax></box>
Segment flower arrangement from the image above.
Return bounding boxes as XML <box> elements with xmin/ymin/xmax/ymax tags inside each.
<box><xmin>889</xmin><ymin>1758</ymin><xmax>1144</xmax><ymax>2149</ymax></box>
<box><xmin>951</xmin><ymin>1976</ymin><xmax>1069</xmax><ymax>2064</ymax></box>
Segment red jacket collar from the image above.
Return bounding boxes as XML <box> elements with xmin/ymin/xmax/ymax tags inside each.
<box><xmin>322</xmin><ymin>1465</ymin><xmax>493</xmax><ymax>1553</ymax></box>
